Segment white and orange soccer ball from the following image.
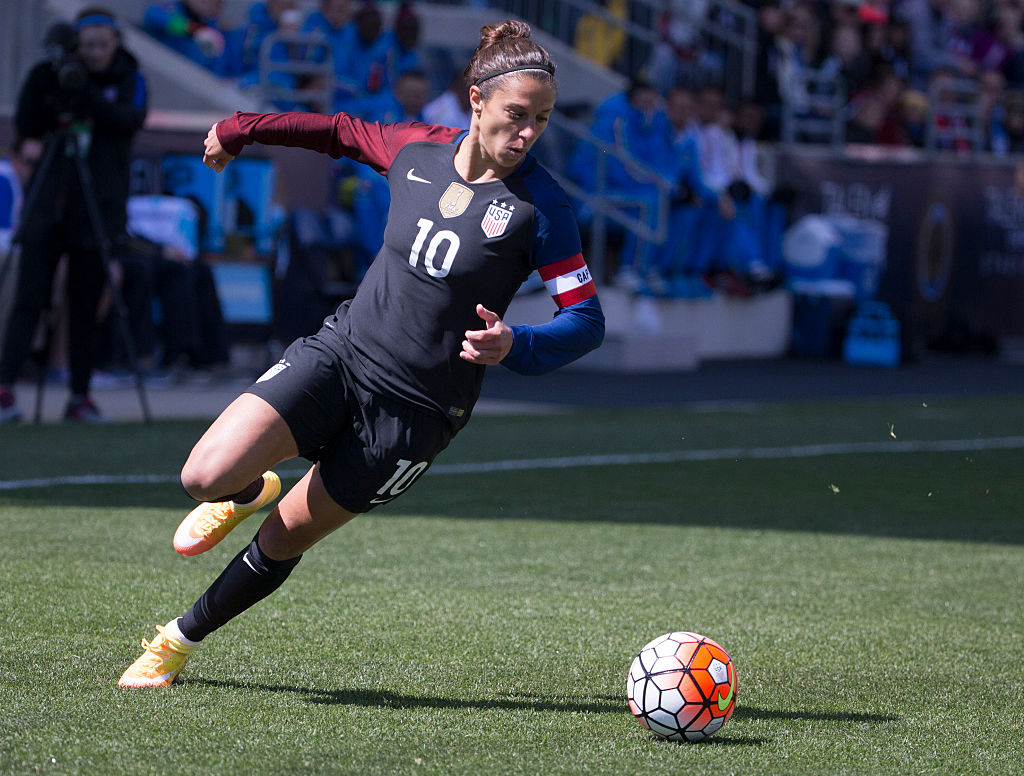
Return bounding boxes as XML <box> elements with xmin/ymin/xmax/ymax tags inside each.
<box><xmin>626</xmin><ymin>631</ymin><xmax>737</xmax><ymax>742</ymax></box>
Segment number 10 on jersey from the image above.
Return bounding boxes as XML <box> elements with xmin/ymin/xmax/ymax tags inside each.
<box><xmin>371</xmin><ymin>458</ymin><xmax>429</xmax><ymax>504</ymax></box>
<box><xmin>409</xmin><ymin>218</ymin><xmax>461</xmax><ymax>279</ymax></box>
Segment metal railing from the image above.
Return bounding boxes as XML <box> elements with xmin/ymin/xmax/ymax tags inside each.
<box><xmin>257</xmin><ymin>30</ymin><xmax>339</xmax><ymax>112</ymax></box>
<box><xmin>780</xmin><ymin>66</ymin><xmax>847</xmax><ymax>149</ymax></box>
<box><xmin>924</xmin><ymin>75</ymin><xmax>984</xmax><ymax>156</ymax></box>
<box><xmin>778</xmin><ymin>69</ymin><xmax>989</xmax><ymax>156</ymax></box>
<box><xmin>547</xmin><ymin>111</ymin><xmax>673</xmax><ymax>282</ymax></box>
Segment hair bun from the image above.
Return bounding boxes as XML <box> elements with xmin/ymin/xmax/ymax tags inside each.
<box><xmin>464</xmin><ymin>18</ymin><xmax>554</xmax><ymax>93</ymax></box>
<box><xmin>479</xmin><ymin>20</ymin><xmax>531</xmax><ymax>48</ymax></box>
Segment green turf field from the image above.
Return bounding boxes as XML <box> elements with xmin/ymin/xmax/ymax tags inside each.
<box><xmin>1</xmin><ymin>395</ymin><xmax>1023</xmax><ymax>775</ymax></box>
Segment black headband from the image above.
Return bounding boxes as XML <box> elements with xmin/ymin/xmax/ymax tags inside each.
<box><xmin>474</xmin><ymin>63</ymin><xmax>555</xmax><ymax>86</ymax></box>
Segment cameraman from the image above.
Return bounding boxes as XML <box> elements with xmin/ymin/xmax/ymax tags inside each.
<box><xmin>0</xmin><ymin>7</ymin><xmax>148</xmax><ymax>423</ymax></box>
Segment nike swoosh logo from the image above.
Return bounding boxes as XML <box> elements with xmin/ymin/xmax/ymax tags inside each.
<box><xmin>407</xmin><ymin>168</ymin><xmax>431</xmax><ymax>184</ymax></box>
<box><xmin>369</xmin><ymin>496</ymin><xmax>394</xmax><ymax>504</ymax></box>
<box><xmin>173</xmin><ymin>523</ymin><xmax>202</xmax><ymax>548</ymax></box>
<box><xmin>717</xmin><ymin>669</ymin><xmax>735</xmax><ymax>711</ymax></box>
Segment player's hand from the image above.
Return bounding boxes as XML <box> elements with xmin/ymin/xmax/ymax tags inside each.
<box><xmin>460</xmin><ymin>304</ymin><xmax>513</xmax><ymax>365</ymax></box>
<box><xmin>203</xmin><ymin>123</ymin><xmax>234</xmax><ymax>172</ymax></box>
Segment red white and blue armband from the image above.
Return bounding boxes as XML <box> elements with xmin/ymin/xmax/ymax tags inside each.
<box><xmin>538</xmin><ymin>253</ymin><xmax>598</xmax><ymax>308</ymax></box>
<box><xmin>500</xmin><ymin>256</ymin><xmax>605</xmax><ymax>375</ymax></box>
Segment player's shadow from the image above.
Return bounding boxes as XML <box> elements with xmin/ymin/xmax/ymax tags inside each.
<box><xmin>732</xmin><ymin>704</ymin><xmax>898</xmax><ymax>724</ymax></box>
<box><xmin>652</xmin><ymin>734</ymin><xmax>768</xmax><ymax>746</ymax></box>
<box><xmin>183</xmin><ymin>677</ymin><xmax>624</xmax><ymax>714</ymax></box>
<box><xmin>635</xmin><ymin>704</ymin><xmax>895</xmax><ymax>747</ymax></box>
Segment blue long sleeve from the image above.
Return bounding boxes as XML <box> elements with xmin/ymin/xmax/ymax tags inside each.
<box><xmin>500</xmin><ymin>296</ymin><xmax>605</xmax><ymax>375</ymax></box>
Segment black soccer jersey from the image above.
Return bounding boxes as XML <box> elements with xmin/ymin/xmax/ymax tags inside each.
<box><xmin>218</xmin><ymin>112</ymin><xmax>599</xmax><ymax>428</ymax></box>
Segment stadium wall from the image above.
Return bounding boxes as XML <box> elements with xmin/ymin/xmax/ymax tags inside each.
<box><xmin>505</xmin><ymin>287</ymin><xmax>792</xmax><ymax>372</ymax></box>
<box><xmin>777</xmin><ymin>147</ymin><xmax>1024</xmax><ymax>357</ymax></box>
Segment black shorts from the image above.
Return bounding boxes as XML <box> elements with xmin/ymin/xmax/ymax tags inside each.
<box><xmin>246</xmin><ymin>336</ymin><xmax>453</xmax><ymax>514</ymax></box>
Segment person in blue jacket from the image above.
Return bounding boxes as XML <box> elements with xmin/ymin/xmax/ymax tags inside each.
<box><xmin>331</xmin><ymin>1</ymin><xmax>393</xmax><ymax>116</ymax></box>
<box><xmin>143</xmin><ymin>0</ymin><xmax>243</xmax><ymax>76</ymax></box>
<box><xmin>569</xmin><ymin>80</ymin><xmax>679</xmax><ymax>293</ymax></box>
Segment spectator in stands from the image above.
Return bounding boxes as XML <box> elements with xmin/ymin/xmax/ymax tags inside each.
<box><xmin>257</xmin><ymin>4</ymin><xmax>325</xmax><ymax>111</ymax></box>
<box><xmin>662</xmin><ymin>87</ymin><xmax>721</xmax><ymax>294</ymax></box>
<box><xmin>0</xmin><ymin>138</ymin><xmax>44</xmax><ymax>354</ymax></box>
<box><xmin>846</xmin><ymin>65</ymin><xmax>907</xmax><ymax>144</ymax></box>
<box><xmin>350</xmin><ymin>69</ymin><xmax>431</xmax><ymax>278</ymax></box>
<box><xmin>377</xmin><ymin>68</ymin><xmax>430</xmax><ymax>124</ymax></box>
<box><xmin>895</xmin><ymin>88</ymin><xmax>930</xmax><ymax>147</ymax></box>
<box><xmin>694</xmin><ymin>85</ymin><xmax>734</xmax><ymax>195</ymax></box>
<box><xmin>979</xmin><ymin>68</ymin><xmax>1011</xmax><ymax>153</ymax></box>
<box><xmin>998</xmin><ymin>89</ymin><xmax>1024</xmax><ymax>153</ymax></box>
<box><xmin>975</xmin><ymin>5</ymin><xmax>1014</xmax><ymax>74</ymax></box>
<box><xmin>424</xmin><ymin>73</ymin><xmax>473</xmax><ymax>128</ymax></box>
<box><xmin>994</xmin><ymin>3</ymin><xmax>1024</xmax><ymax>88</ymax></box>
<box><xmin>240</xmin><ymin>0</ymin><xmax>299</xmax><ymax>78</ymax></box>
<box><xmin>753</xmin><ymin>0</ymin><xmax>787</xmax><ymax>140</ymax></box>
<box><xmin>772</xmin><ymin>3</ymin><xmax>821</xmax><ymax>118</ymax></box>
<box><xmin>692</xmin><ymin>90</ymin><xmax>771</xmax><ymax>291</ymax></box>
<box><xmin>301</xmin><ymin>0</ymin><xmax>354</xmax><ymax>91</ymax></box>
<box><xmin>816</xmin><ymin>0</ymin><xmax>867</xmax><ymax>66</ymax></box>
<box><xmin>144</xmin><ymin>0</ymin><xmax>241</xmax><ymax>76</ymax></box>
<box><xmin>307</xmin><ymin>0</ymin><xmax>419</xmax><ymax>114</ymax></box>
<box><xmin>732</xmin><ymin>100</ymin><xmax>787</xmax><ymax>283</ymax></box>
<box><xmin>870</xmin><ymin>17</ymin><xmax>912</xmax><ymax>83</ymax></box>
<box><xmin>665</xmin><ymin>88</ymin><xmax>701</xmax><ymax>190</ymax></box>
<box><xmin>898</xmin><ymin>0</ymin><xmax>959</xmax><ymax>88</ymax></box>
<box><xmin>386</xmin><ymin>2</ymin><xmax>423</xmax><ymax>83</ymax></box>
<box><xmin>332</xmin><ymin>0</ymin><xmax>392</xmax><ymax>116</ymax></box>
<box><xmin>733</xmin><ymin>102</ymin><xmax>772</xmax><ymax>199</ymax></box>
<box><xmin>573</xmin><ymin>81</ymin><xmax>676</xmax><ymax>292</ymax></box>
<box><xmin>666</xmin><ymin>85</ymin><xmax>700</xmax><ymax>146</ymax></box>
<box><xmin>646</xmin><ymin>0</ymin><xmax>712</xmax><ymax>93</ymax></box>
<box><xmin>948</xmin><ymin>0</ymin><xmax>1006</xmax><ymax>77</ymax></box>
<box><xmin>820</xmin><ymin>22</ymin><xmax>873</xmax><ymax>97</ymax></box>
<box><xmin>303</xmin><ymin>0</ymin><xmax>352</xmax><ymax>45</ymax></box>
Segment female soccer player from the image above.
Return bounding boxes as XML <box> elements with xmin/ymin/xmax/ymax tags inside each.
<box><xmin>119</xmin><ymin>20</ymin><xmax>605</xmax><ymax>687</ymax></box>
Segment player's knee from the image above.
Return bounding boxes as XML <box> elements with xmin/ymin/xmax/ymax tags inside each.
<box><xmin>179</xmin><ymin>458</ymin><xmax>230</xmax><ymax>502</ymax></box>
<box><xmin>180</xmin><ymin>467</ymin><xmax>212</xmax><ymax>502</ymax></box>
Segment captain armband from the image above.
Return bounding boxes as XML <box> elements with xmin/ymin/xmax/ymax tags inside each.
<box><xmin>539</xmin><ymin>253</ymin><xmax>597</xmax><ymax>308</ymax></box>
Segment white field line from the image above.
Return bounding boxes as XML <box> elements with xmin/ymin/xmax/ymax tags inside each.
<box><xmin>2</xmin><ymin>436</ymin><xmax>1024</xmax><ymax>492</ymax></box>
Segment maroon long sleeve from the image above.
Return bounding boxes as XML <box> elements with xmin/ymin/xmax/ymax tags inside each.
<box><xmin>215</xmin><ymin>111</ymin><xmax>463</xmax><ymax>174</ymax></box>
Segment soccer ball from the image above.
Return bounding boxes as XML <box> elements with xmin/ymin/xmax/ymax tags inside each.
<box><xmin>626</xmin><ymin>631</ymin><xmax>737</xmax><ymax>742</ymax></box>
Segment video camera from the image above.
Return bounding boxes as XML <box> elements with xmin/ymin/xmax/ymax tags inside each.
<box><xmin>44</xmin><ymin>22</ymin><xmax>88</xmax><ymax>92</ymax></box>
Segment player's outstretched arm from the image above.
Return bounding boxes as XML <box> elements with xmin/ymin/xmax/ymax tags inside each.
<box><xmin>210</xmin><ymin>111</ymin><xmax>461</xmax><ymax>174</ymax></box>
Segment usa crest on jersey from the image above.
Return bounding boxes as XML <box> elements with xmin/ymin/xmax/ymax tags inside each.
<box><xmin>481</xmin><ymin>201</ymin><xmax>514</xmax><ymax>238</ymax></box>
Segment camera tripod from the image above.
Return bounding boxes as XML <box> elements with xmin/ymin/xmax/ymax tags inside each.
<box><xmin>4</xmin><ymin>125</ymin><xmax>152</xmax><ymax>423</ymax></box>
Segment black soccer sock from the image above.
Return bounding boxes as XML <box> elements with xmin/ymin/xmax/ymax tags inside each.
<box><xmin>178</xmin><ymin>534</ymin><xmax>302</xmax><ymax>642</ymax></box>
<box><xmin>181</xmin><ymin>475</ymin><xmax>264</xmax><ymax>504</ymax></box>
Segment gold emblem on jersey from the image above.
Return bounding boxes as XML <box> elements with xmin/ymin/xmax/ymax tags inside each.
<box><xmin>439</xmin><ymin>182</ymin><xmax>474</xmax><ymax>219</ymax></box>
